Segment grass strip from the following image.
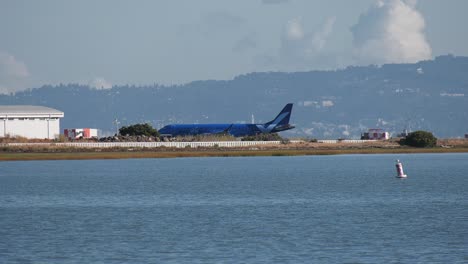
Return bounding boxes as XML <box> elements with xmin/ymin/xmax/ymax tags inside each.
<box><xmin>1</xmin><ymin>147</ymin><xmax>468</xmax><ymax>161</ymax></box>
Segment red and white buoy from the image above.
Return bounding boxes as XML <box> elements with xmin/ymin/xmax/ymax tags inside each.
<box><xmin>395</xmin><ymin>159</ymin><xmax>407</xmax><ymax>178</ymax></box>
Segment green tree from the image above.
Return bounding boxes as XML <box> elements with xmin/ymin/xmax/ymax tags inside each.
<box><xmin>400</xmin><ymin>130</ymin><xmax>437</xmax><ymax>147</ymax></box>
<box><xmin>119</xmin><ymin>123</ymin><xmax>159</xmax><ymax>137</ymax></box>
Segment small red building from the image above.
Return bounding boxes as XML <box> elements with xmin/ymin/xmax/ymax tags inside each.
<box><xmin>64</xmin><ymin>128</ymin><xmax>98</xmax><ymax>139</ymax></box>
<box><xmin>361</xmin><ymin>128</ymin><xmax>389</xmax><ymax>140</ymax></box>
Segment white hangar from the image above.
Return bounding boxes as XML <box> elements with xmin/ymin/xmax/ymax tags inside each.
<box><xmin>0</xmin><ymin>105</ymin><xmax>64</xmax><ymax>139</ymax></box>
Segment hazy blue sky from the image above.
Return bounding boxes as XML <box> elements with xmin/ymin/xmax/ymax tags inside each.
<box><xmin>1</xmin><ymin>0</ymin><xmax>467</xmax><ymax>93</ymax></box>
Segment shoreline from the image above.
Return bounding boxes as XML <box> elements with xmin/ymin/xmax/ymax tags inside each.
<box><xmin>2</xmin><ymin>145</ymin><xmax>468</xmax><ymax>161</ymax></box>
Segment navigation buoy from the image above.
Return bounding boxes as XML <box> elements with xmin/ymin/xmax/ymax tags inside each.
<box><xmin>395</xmin><ymin>160</ymin><xmax>407</xmax><ymax>178</ymax></box>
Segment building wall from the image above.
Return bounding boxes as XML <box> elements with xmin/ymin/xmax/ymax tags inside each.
<box><xmin>365</xmin><ymin>129</ymin><xmax>390</xmax><ymax>140</ymax></box>
<box><xmin>0</xmin><ymin>118</ymin><xmax>61</xmax><ymax>139</ymax></box>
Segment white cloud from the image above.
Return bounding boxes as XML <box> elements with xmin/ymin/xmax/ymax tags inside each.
<box><xmin>278</xmin><ymin>16</ymin><xmax>337</xmax><ymax>70</ymax></box>
<box><xmin>285</xmin><ymin>18</ymin><xmax>305</xmax><ymax>40</ymax></box>
<box><xmin>404</xmin><ymin>0</ymin><xmax>418</xmax><ymax>8</ymax></box>
<box><xmin>89</xmin><ymin>78</ymin><xmax>112</xmax><ymax>90</ymax></box>
<box><xmin>0</xmin><ymin>51</ymin><xmax>30</xmax><ymax>94</ymax></box>
<box><xmin>309</xmin><ymin>17</ymin><xmax>336</xmax><ymax>54</ymax></box>
<box><xmin>0</xmin><ymin>52</ymin><xmax>29</xmax><ymax>78</ymax></box>
<box><xmin>351</xmin><ymin>0</ymin><xmax>432</xmax><ymax>65</ymax></box>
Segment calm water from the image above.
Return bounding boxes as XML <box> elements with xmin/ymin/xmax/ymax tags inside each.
<box><xmin>1</xmin><ymin>154</ymin><xmax>467</xmax><ymax>263</ymax></box>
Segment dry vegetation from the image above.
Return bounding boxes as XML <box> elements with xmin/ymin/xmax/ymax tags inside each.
<box><xmin>437</xmin><ymin>138</ymin><xmax>468</xmax><ymax>148</ymax></box>
<box><xmin>1</xmin><ymin>137</ymin><xmax>467</xmax><ymax>161</ymax></box>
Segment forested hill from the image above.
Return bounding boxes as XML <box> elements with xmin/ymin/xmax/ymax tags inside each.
<box><xmin>1</xmin><ymin>55</ymin><xmax>467</xmax><ymax>138</ymax></box>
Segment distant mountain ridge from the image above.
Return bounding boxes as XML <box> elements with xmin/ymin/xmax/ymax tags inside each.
<box><xmin>1</xmin><ymin>55</ymin><xmax>467</xmax><ymax>138</ymax></box>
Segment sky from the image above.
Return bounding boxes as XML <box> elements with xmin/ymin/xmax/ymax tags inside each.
<box><xmin>1</xmin><ymin>0</ymin><xmax>467</xmax><ymax>93</ymax></box>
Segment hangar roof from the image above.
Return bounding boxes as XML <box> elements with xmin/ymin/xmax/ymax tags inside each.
<box><xmin>0</xmin><ymin>105</ymin><xmax>64</xmax><ymax>117</ymax></box>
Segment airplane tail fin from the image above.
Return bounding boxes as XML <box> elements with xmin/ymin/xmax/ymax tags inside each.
<box><xmin>263</xmin><ymin>103</ymin><xmax>293</xmax><ymax>131</ymax></box>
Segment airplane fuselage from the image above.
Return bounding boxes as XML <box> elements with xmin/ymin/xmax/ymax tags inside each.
<box><xmin>158</xmin><ymin>123</ymin><xmax>294</xmax><ymax>137</ymax></box>
<box><xmin>158</xmin><ymin>103</ymin><xmax>294</xmax><ymax>137</ymax></box>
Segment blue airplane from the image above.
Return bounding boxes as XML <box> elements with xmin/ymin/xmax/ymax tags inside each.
<box><xmin>159</xmin><ymin>103</ymin><xmax>294</xmax><ymax>137</ymax></box>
